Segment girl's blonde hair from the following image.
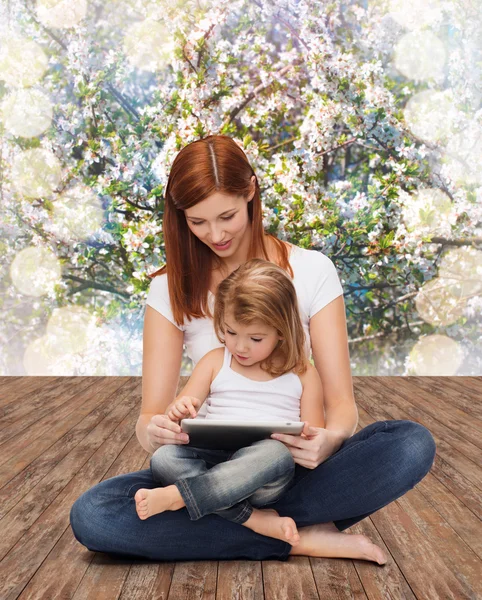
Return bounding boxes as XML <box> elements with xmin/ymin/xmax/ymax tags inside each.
<box><xmin>213</xmin><ymin>258</ymin><xmax>309</xmax><ymax>378</ymax></box>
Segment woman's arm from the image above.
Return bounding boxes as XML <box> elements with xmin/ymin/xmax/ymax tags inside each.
<box><xmin>137</xmin><ymin>306</ymin><xmax>185</xmax><ymax>452</ymax></box>
<box><xmin>299</xmin><ymin>364</ymin><xmax>325</xmax><ymax>428</ymax></box>
<box><xmin>309</xmin><ymin>295</ymin><xmax>358</xmax><ymax>444</ymax></box>
<box><xmin>270</xmin><ymin>296</ymin><xmax>356</xmax><ymax>468</ymax></box>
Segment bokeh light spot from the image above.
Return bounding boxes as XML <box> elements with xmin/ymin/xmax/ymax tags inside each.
<box><xmin>51</xmin><ymin>183</ymin><xmax>105</xmax><ymax>240</ymax></box>
<box><xmin>404</xmin><ymin>90</ymin><xmax>458</xmax><ymax>143</ymax></box>
<box><xmin>0</xmin><ymin>34</ymin><xmax>48</xmax><ymax>88</ymax></box>
<box><xmin>442</xmin><ymin>121</ymin><xmax>482</xmax><ymax>186</ymax></box>
<box><xmin>47</xmin><ymin>305</ymin><xmax>96</xmax><ymax>354</ymax></box>
<box><xmin>389</xmin><ymin>0</ymin><xmax>442</xmax><ymax>30</ymax></box>
<box><xmin>123</xmin><ymin>18</ymin><xmax>176</xmax><ymax>72</ymax></box>
<box><xmin>10</xmin><ymin>246</ymin><xmax>62</xmax><ymax>297</ymax></box>
<box><xmin>0</xmin><ymin>88</ymin><xmax>53</xmax><ymax>138</ymax></box>
<box><xmin>12</xmin><ymin>148</ymin><xmax>62</xmax><ymax>199</ymax></box>
<box><xmin>36</xmin><ymin>0</ymin><xmax>88</xmax><ymax>29</ymax></box>
<box><xmin>401</xmin><ymin>188</ymin><xmax>455</xmax><ymax>235</ymax></box>
<box><xmin>394</xmin><ymin>31</ymin><xmax>446</xmax><ymax>81</ymax></box>
<box><xmin>438</xmin><ymin>247</ymin><xmax>482</xmax><ymax>299</ymax></box>
<box><xmin>415</xmin><ymin>277</ymin><xmax>467</xmax><ymax>327</ymax></box>
<box><xmin>408</xmin><ymin>334</ymin><xmax>464</xmax><ymax>375</ymax></box>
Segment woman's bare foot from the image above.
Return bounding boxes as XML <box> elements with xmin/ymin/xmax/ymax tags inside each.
<box><xmin>243</xmin><ymin>508</ymin><xmax>301</xmax><ymax>546</ymax></box>
<box><xmin>134</xmin><ymin>485</ymin><xmax>185</xmax><ymax>520</ymax></box>
<box><xmin>289</xmin><ymin>523</ymin><xmax>387</xmax><ymax>565</ymax></box>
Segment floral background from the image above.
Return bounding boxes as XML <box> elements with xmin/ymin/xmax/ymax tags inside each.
<box><xmin>0</xmin><ymin>0</ymin><xmax>481</xmax><ymax>377</ymax></box>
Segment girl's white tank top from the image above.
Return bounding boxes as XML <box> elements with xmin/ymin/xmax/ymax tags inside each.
<box><xmin>203</xmin><ymin>346</ymin><xmax>303</xmax><ymax>422</ymax></box>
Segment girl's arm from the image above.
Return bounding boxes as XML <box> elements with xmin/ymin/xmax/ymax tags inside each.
<box><xmin>164</xmin><ymin>348</ymin><xmax>222</xmax><ymax>415</ymax></box>
<box><xmin>299</xmin><ymin>363</ymin><xmax>325</xmax><ymax>428</ymax></box>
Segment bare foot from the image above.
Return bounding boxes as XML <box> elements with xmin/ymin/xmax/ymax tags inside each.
<box><xmin>243</xmin><ymin>508</ymin><xmax>301</xmax><ymax>546</ymax></box>
<box><xmin>134</xmin><ymin>485</ymin><xmax>185</xmax><ymax>520</ymax></box>
<box><xmin>289</xmin><ymin>523</ymin><xmax>388</xmax><ymax>565</ymax></box>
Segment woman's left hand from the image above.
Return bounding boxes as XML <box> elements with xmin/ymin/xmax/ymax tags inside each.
<box><xmin>270</xmin><ymin>422</ymin><xmax>344</xmax><ymax>469</ymax></box>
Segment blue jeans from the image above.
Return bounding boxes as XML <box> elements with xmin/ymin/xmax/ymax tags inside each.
<box><xmin>70</xmin><ymin>420</ymin><xmax>436</xmax><ymax>561</ymax></box>
<box><xmin>150</xmin><ymin>439</ymin><xmax>295</xmax><ymax>523</ymax></box>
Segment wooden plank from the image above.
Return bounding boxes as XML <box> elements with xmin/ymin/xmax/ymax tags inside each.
<box><xmin>355</xmin><ymin>378</ymin><xmax>482</xmax><ymax>465</ymax></box>
<box><xmin>415</xmin><ymin>469</ymin><xmax>482</xmax><ymax>560</ymax></box>
<box><xmin>403</xmin><ymin>376</ymin><xmax>482</xmax><ymax>420</ymax></box>
<box><xmin>118</xmin><ymin>562</ymin><xmax>175</xmax><ymax>600</ymax></box>
<box><xmin>0</xmin><ymin>376</ymin><xmax>62</xmax><ymax>409</ymax></box>
<box><xmin>0</xmin><ymin>377</ymin><xmax>138</xmax><ymax>521</ymax></box>
<box><xmin>263</xmin><ymin>557</ymin><xmax>319</xmax><ymax>600</ymax></box>
<box><xmin>0</xmin><ymin>376</ymin><xmax>97</xmax><ymax>428</ymax></box>
<box><xmin>167</xmin><ymin>562</ymin><xmax>217</xmax><ymax>600</ymax></box>
<box><xmin>0</xmin><ymin>377</ymin><xmax>99</xmax><ymax>442</ymax></box>
<box><xmin>0</xmin><ymin>378</ymin><xmax>139</xmax><ymax>558</ymax></box>
<box><xmin>370</xmin><ymin>499</ymin><xmax>476</xmax><ymax>599</ymax></box>
<box><xmin>216</xmin><ymin>561</ymin><xmax>263</xmax><ymax>600</ymax></box>
<box><xmin>0</xmin><ymin>376</ymin><xmax>24</xmax><ymax>395</ymax></box>
<box><xmin>0</xmin><ymin>377</ymin><xmax>128</xmax><ymax>484</ymax></box>
<box><xmin>371</xmin><ymin>377</ymin><xmax>482</xmax><ymax>443</ymax></box>
<box><xmin>397</xmin><ymin>487</ymin><xmax>482</xmax><ymax>597</ymax></box>
<box><xmin>16</xmin><ymin>432</ymin><xmax>149</xmax><ymax>600</ymax></box>
<box><xmin>309</xmin><ymin>558</ymin><xmax>369</xmax><ymax>600</ymax></box>
<box><xmin>355</xmin><ymin>379</ymin><xmax>482</xmax><ymax>492</ymax></box>
<box><xmin>355</xmin><ymin>379</ymin><xmax>482</xmax><ymax>519</ymax></box>
<box><xmin>0</xmin><ymin>383</ymin><xmax>142</xmax><ymax>599</ymax></box>
<box><xmin>430</xmin><ymin>454</ymin><xmax>482</xmax><ymax>520</ymax></box>
<box><xmin>356</xmin><ymin>399</ymin><xmax>481</xmax><ymax>599</ymax></box>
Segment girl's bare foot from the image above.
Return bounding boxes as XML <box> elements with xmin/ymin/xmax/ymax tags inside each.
<box><xmin>289</xmin><ymin>523</ymin><xmax>387</xmax><ymax>565</ymax></box>
<box><xmin>134</xmin><ymin>485</ymin><xmax>185</xmax><ymax>520</ymax></box>
<box><xmin>243</xmin><ymin>508</ymin><xmax>301</xmax><ymax>546</ymax></box>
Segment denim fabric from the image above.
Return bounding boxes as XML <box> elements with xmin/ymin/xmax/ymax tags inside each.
<box><xmin>150</xmin><ymin>439</ymin><xmax>295</xmax><ymax>523</ymax></box>
<box><xmin>69</xmin><ymin>420</ymin><xmax>437</xmax><ymax>562</ymax></box>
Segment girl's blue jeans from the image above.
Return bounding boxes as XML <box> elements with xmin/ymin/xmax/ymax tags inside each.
<box><xmin>150</xmin><ymin>439</ymin><xmax>295</xmax><ymax>523</ymax></box>
<box><xmin>70</xmin><ymin>420</ymin><xmax>436</xmax><ymax>562</ymax></box>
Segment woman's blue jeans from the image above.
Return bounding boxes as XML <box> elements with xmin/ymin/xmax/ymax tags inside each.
<box><xmin>150</xmin><ymin>439</ymin><xmax>295</xmax><ymax>523</ymax></box>
<box><xmin>70</xmin><ymin>420</ymin><xmax>436</xmax><ymax>561</ymax></box>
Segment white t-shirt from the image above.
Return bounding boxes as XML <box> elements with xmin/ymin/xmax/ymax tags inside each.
<box><xmin>146</xmin><ymin>244</ymin><xmax>344</xmax><ymax>367</ymax></box>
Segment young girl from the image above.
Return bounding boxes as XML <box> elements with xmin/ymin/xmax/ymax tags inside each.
<box><xmin>134</xmin><ymin>258</ymin><xmax>325</xmax><ymax>546</ymax></box>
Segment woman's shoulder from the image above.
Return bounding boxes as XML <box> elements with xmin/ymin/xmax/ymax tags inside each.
<box><xmin>289</xmin><ymin>243</ymin><xmax>335</xmax><ymax>267</ymax></box>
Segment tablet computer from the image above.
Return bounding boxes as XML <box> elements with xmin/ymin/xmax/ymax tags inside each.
<box><xmin>180</xmin><ymin>419</ymin><xmax>304</xmax><ymax>450</ymax></box>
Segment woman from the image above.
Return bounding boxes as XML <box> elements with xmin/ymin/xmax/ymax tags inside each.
<box><xmin>70</xmin><ymin>134</ymin><xmax>436</xmax><ymax>563</ymax></box>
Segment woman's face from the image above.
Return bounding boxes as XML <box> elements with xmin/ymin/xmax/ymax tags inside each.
<box><xmin>184</xmin><ymin>177</ymin><xmax>256</xmax><ymax>258</ymax></box>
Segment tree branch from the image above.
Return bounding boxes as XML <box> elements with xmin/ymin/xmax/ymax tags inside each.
<box><xmin>63</xmin><ymin>274</ymin><xmax>131</xmax><ymax>298</ymax></box>
<box><xmin>349</xmin><ymin>320</ymin><xmax>426</xmax><ymax>344</ymax></box>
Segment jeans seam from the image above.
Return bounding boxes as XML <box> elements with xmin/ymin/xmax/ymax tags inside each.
<box><xmin>232</xmin><ymin>502</ymin><xmax>252</xmax><ymax>524</ymax></box>
<box><xmin>176</xmin><ymin>479</ymin><xmax>202</xmax><ymax>520</ymax></box>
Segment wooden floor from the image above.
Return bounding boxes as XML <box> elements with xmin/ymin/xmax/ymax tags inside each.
<box><xmin>0</xmin><ymin>376</ymin><xmax>481</xmax><ymax>599</ymax></box>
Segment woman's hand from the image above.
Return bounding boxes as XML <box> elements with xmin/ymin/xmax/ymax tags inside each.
<box><xmin>270</xmin><ymin>422</ymin><xmax>345</xmax><ymax>469</ymax></box>
<box><xmin>146</xmin><ymin>414</ymin><xmax>190</xmax><ymax>452</ymax></box>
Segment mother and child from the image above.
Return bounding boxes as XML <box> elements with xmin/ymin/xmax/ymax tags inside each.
<box><xmin>70</xmin><ymin>133</ymin><xmax>436</xmax><ymax>563</ymax></box>
<box><xmin>135</xmin><ymin>258</ymin><xmax>325</xmax><ymax>550</ymax></box>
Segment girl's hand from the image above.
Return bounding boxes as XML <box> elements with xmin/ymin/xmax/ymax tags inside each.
<box><xmin>167</xmin><ymin>395</ymin><xmax>201</xmax><ymax>422</ymax></box>
<box><xmin>270</xmin><ymin>422</ymin><xmax>345</xmax><ymax>469</ymax></box>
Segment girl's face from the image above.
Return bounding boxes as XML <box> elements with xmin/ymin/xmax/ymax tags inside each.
<box><xmin>223</xmin><ymin>311</ymin><xmax>283</xmax><ymax>367</ymax></box>
<box><xmin>184</xmin><ymin>177</ymin><xmax>256</xmax><ymax>258</ymax></box>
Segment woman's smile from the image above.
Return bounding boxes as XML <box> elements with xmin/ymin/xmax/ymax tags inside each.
<box><xmin>213</xmin><ymin>239</ymin><xmax>233</xmax><ymax>251</ymax></box>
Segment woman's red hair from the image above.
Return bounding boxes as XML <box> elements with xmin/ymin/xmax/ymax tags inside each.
<box><xmin>147</xmin><ymin>134</ymin><xmax>293</xmax><ymax>327</ymax></box>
